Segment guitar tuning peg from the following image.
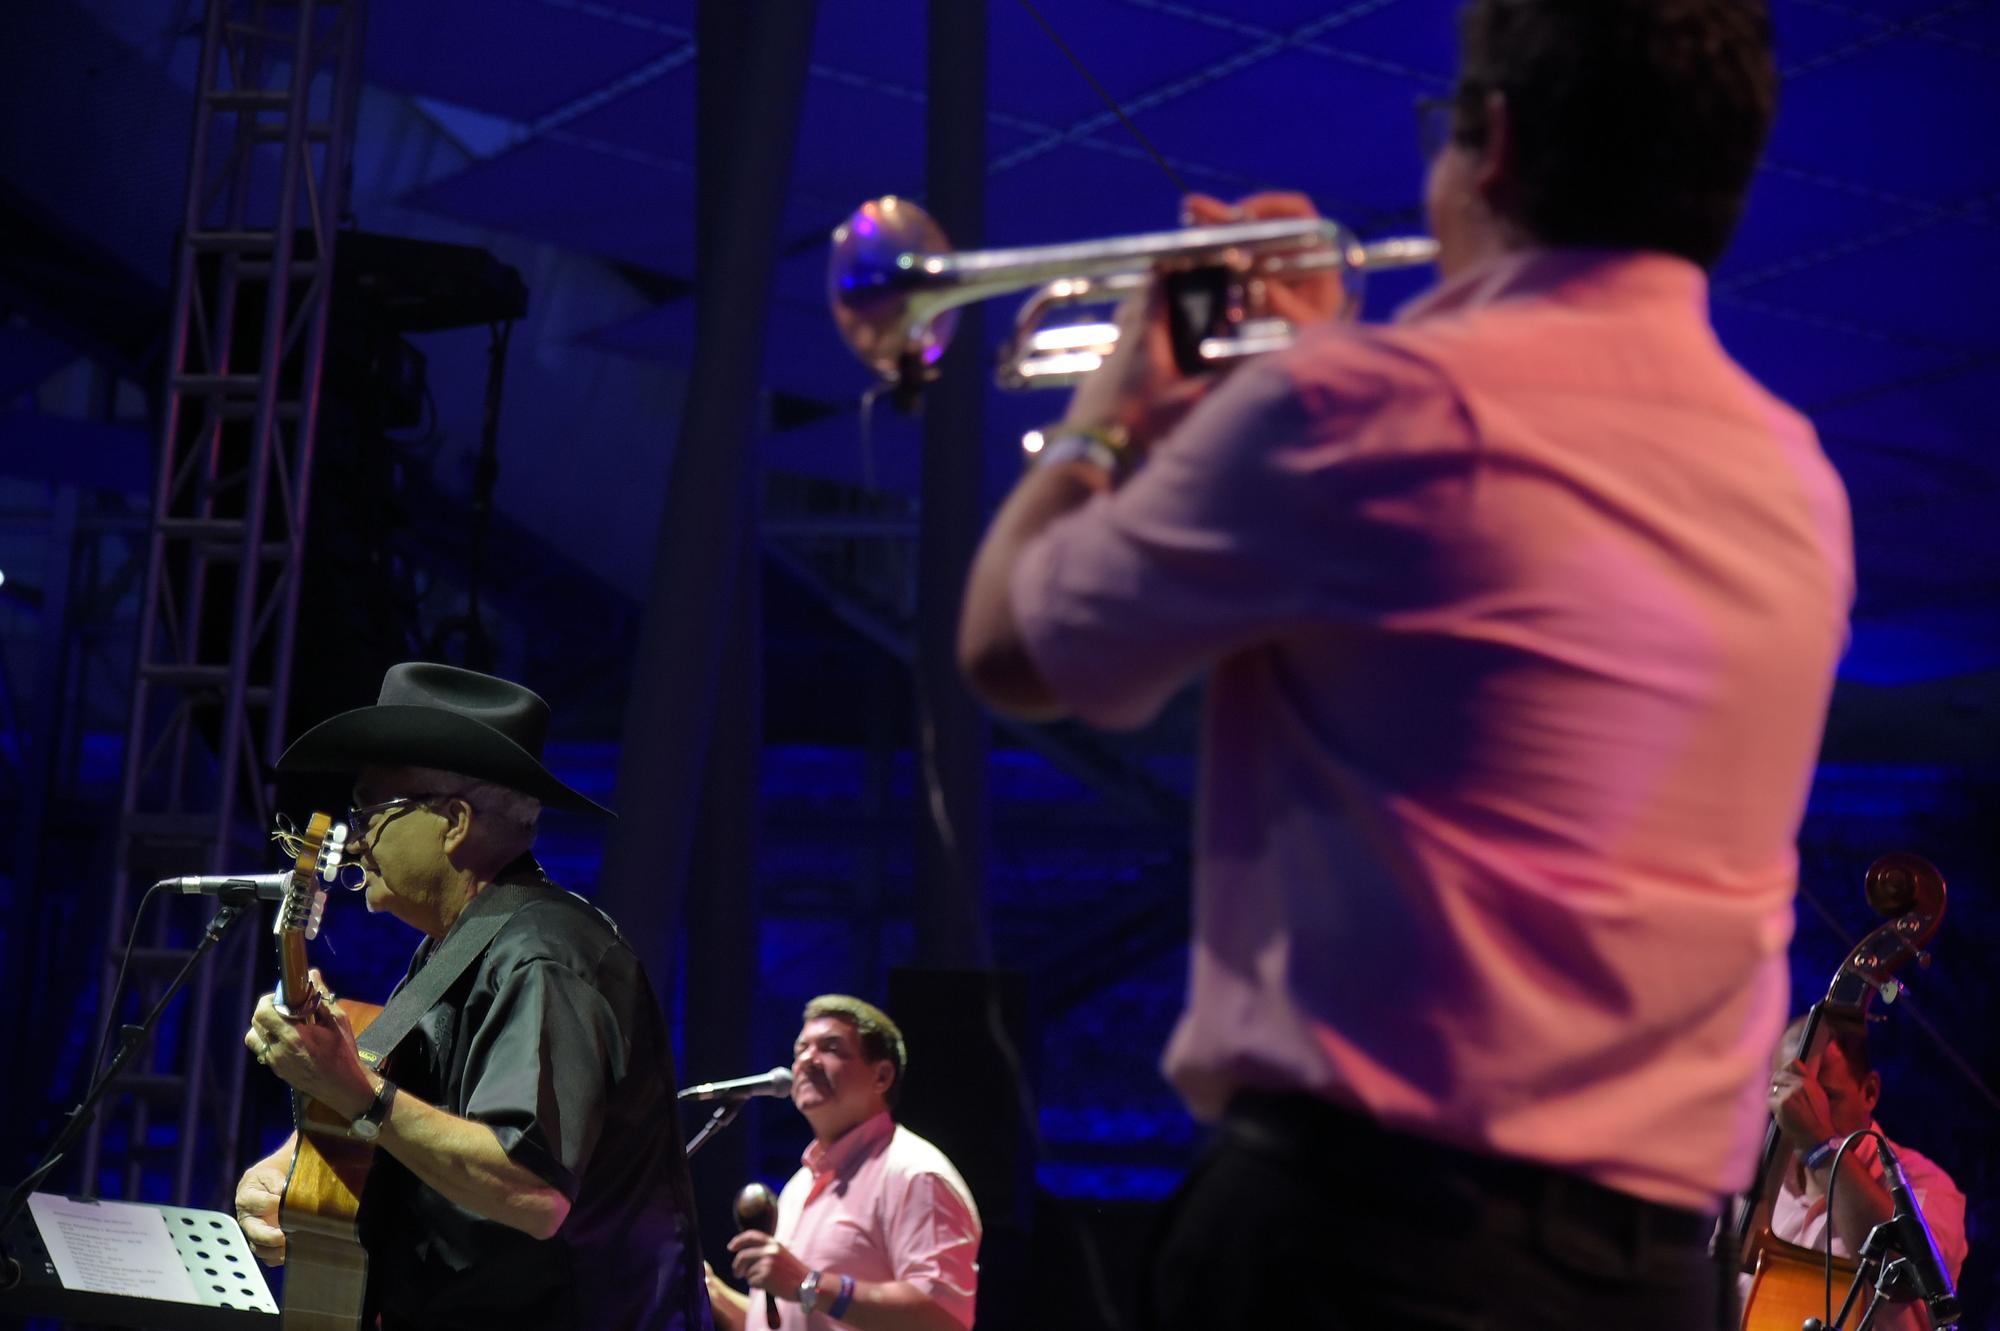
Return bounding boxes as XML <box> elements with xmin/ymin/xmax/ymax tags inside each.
<box><xmin>1916</xmin><ymin>950</ymin><xmax>1932</xmax><ymax>968</ymax></box>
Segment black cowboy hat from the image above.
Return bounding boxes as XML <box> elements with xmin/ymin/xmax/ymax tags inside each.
<box><xmin>276</xmin><ymin>662</ymin><xmax>614</xmax><ymax>818</ymax></box>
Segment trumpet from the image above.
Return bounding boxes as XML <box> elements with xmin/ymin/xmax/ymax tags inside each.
<box><xmin>827</xmin><ymin>195</ymin><xmax>1438</xmax><ymax>395</ymax></box>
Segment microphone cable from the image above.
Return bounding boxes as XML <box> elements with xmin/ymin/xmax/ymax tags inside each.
<box><xmin>83</xmin><ymin>880</ymin><xmax>167</xmax><ymax>1084</ymax></box>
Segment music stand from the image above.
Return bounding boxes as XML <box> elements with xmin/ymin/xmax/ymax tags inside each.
<box><xmin>0</xmin><ymin>1193</ymin><xmax>277</xmax><ymax>1329</ymax></box>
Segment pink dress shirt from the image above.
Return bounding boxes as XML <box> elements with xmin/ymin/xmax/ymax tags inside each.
<box><xmin>1758</xmin><ymin>1125</ymin><xmax>1967</xmax><ymax>1331</ymax></box>
<box><xmin>1011</xmin><ymin>248</ymin><xmax>1854</xmax><ymax>1211</ymax></box>
<box><xmin>750</xmin><ymin>1112</ymin><xmax>981</xmax><ymax>1330</ymax></box>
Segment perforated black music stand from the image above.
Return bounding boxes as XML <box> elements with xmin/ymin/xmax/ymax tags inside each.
<box><xmin>0</xmin><ymin>1193</ymin><xmax>278</xmax><ymax>1329</ymax></box>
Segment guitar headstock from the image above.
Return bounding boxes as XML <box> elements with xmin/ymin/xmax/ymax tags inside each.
<box><xmin>274</xmin><ymin>812</ymin><xmax>349</xmax><ymax>1012</ymax></box>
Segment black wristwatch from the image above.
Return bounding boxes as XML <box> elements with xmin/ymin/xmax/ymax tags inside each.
<box><xmin>351</xmin><ymin>1078</ymin><xmax>397</xmax><ymax>1142</ymax></box>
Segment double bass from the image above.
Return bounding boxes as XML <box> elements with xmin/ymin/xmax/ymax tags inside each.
<box><xmin>1734</xmin><ymin>853</ymin><xmax>1947</xmax><ymax>1331</ymax></box>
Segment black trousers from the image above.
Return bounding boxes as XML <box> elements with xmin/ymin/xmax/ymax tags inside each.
<box><xmin>1142</xmin><ymin>1093</ymin><xmax>1731</xmax><ymax>1331</ymax></box>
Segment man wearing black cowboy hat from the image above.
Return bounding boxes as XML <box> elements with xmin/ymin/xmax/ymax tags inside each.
<box><xmin>233</xmin><ymin>662</ymin><xmax>712</xmax><ymax>1331</ymax></box>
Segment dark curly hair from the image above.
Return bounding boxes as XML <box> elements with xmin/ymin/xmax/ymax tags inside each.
<box><xmin>1451</xmin><ymin>0</ymin><xmax>1778</xmax><ymax>269</ymax></box>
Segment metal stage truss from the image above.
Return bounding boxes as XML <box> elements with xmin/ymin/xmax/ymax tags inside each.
<box><xmin>82</xmin><ymin>0</ymin><xmax>367</xmax><ymax>1208</ymax></box>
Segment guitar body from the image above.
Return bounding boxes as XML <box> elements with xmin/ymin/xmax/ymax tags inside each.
<box><xmin>279</xmin><ymin>997</ymin><xmax>383</xmax><ymax>1331</ymax></box>
<box><xmin>1741</xmin><ymin>1229</ymin><xmax>1860</xmax><ymax>1331</ymax></box>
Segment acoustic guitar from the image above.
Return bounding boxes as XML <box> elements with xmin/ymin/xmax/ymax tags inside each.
<box><xmin>271</xmin><ymin>812</ymin><xmax>383</xmax><ymax>1331</ymax></box>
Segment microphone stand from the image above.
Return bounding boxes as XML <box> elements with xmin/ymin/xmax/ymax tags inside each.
<box><xmin>684</xmin><ymin>1099</ymin><xmax>747</xmax><ymax>1158</ymax></box>
<box><xmin>0</xmin><ymin>902</ymin><xmax>251</xmax><ymax>1290</ymax></box>
<box><xmin>1847</xmin><ymin>1281</ymin><xmax>1891</xmax><ymax>1331</ymax></box>
<box><xmin>1816</xmin><ymin>1218</ymin><xmax>1960</xmax><ymax>1331</ymax></box>
<box><xmin>1848</xmin><ymin>1255</ymin><xmax>1923</xmax><ymax>1331</ymax></box>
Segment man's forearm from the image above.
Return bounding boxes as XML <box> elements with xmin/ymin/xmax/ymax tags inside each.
<box><xmin>958</xmin><ymin>460</ymin><xmax>1109</xmax><ymax>718</ymax></box>
<box><xmin>811</xmin><ymin>1276</ymin><xmax>965</xmax><ymax>1331</ymax></box>
<box><xmin>1824</xmin><ymin>1157</ymin><xmax>1896</xmax><ymax>1256</ymax></box>
<box><xmin>369</xmin><ymin>1085</ymin><xmax>571</xmax><ymax>1240</ymax></box>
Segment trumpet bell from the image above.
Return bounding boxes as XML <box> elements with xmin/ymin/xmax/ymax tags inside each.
<box><xmin>829</xmin><ymin>196</ymin><xmax>958</xmax><ymax>383</ymax></box>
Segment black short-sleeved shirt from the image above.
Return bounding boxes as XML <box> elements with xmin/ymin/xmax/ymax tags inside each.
<box><xmin>356</xmin><ymin>866</ymin><xmax>710</xmax><ymax>1331</ymax></box>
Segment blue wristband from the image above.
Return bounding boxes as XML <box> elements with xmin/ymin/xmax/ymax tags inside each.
<box><xmin>1803</xmin><ymin>1136</ymin><xmax>1840</xmax><ymax>1171</ymax></box>
<box><xmin>827</xmin><ymin>1273</ymin><xmax>856</xmax><ymax>1320</ymax></box>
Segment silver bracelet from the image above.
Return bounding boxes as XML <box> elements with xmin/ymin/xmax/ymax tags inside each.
<box><xmin>798</xmin><ymin>1269</ymin><xmax>823</xmax><ymax>1315</ymax></box>
<box><xmin>1031</xmin><ymin>429</ymin><xmax>1122</xmax><ymax>476</ymax></box>
<box><xmin>1027</xmin><ymin>420</ymin><xmax>1134</xmax><ymax>481</ymax></box>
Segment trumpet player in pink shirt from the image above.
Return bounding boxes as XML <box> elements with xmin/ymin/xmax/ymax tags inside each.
<box><xmin>960</xmin><ymin>2</ymin><xmax>1852</xmax><ymax>1327</ymax></box>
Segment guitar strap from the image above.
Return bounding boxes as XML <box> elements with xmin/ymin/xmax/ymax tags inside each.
<box><xmin>355</xmin><ymin>874</ymin><xmax>547</xmax><ymax>1070</ymax></box>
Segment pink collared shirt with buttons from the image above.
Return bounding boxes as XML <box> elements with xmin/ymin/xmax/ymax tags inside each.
<box><xmin>1011</xmin><ymin>248</ymin><xmax>1854</xmax><ymax>1212</ymax></box>
<box><xmin>750</xmin><ymin>1112</ymin><xmax>981</xmax><ymax>1331</ymax></box>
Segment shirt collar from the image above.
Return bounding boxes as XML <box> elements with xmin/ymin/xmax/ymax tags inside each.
<box><xmin>1396</xmin><ymin>246</ymin><xmax>1709</xmax><ymax>325</ymax></box>
<box><xmin>801</xmin><ymin>1109</ymin><xmax>895</xmax><ymax>1178</ymax></box>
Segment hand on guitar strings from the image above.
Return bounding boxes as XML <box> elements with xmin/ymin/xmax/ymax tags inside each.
<box><xmin>245</xmin><ymin>967</ymin><xmax>380</xmax><ymax>1121</ymax></box>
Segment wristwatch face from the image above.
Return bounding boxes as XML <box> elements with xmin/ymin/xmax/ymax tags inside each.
<box><xmin>352</xmin><ymin>1080</ymin><xmax>393</xmax><ymax>1141</ymax></box>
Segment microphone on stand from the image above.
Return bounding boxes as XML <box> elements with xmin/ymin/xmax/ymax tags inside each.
<box><xmin>734</xmin><ymin>1182</ymin><xmax>783</xmax><ymax>1330</ymax></box>
<box><xmin>154</xmin><ymin>872</ymin><xmax>291</xmax><ymax>902</ymax></box>
<box><xmin>1877</xmin><ymin>1140</ymin><xmax>1960</xmax><ymax>1324</ymax></box>
<box><xmin>678</xmin><ymin>1068</ymin><xmax>794</xmax><ymax>1102</ymax></box>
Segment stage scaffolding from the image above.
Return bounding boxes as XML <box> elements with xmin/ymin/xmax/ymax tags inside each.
<box><xmin>82</xmin><ymin>0</ymin><xmax>366</xmax><ymax>1208</ymax></box>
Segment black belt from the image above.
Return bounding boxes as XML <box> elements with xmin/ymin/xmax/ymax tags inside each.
<box><xmin>1223</xmin><ymin>1090</ymin><xmax>1715</xmax><ymax>1249</ymax></box>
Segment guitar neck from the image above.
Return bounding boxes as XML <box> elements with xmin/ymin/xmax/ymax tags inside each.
<box><xmin>279</xmin><ymin>930</ymin><xmax>314</xmax><ymax>1011</ymax></box>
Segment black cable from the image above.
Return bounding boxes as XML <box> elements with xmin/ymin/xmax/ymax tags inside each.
<box><xmin>84</xmin><ymin>880</ymin><xmax>165</xmax><ymax>1083</ymax></box>
<box><xmin>1013</xmin><ymin>0</ymin><xmax>1190</xmax><ymax>196</ymax></box>
<box><xmin>2</xmin><ymin>901</ymin><xmax>247</xmax><ymax>1244</ymax></box>
<box><xmin>1821</xmin><ymin>1126</ymin><xmax>1894</xmax><ymax>1326</ymax></box>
